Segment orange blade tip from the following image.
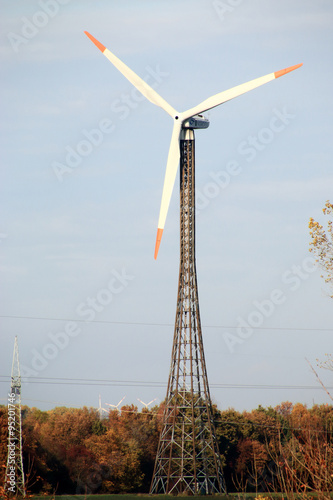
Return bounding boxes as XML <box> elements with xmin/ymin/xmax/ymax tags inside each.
<box><xmin>154</xmin><ymin>228</ymin><xmax>163</xmax><ymax>260</ymax></box>
<box><xmin>274</xmin><ymin>63</ymin><xmax>303</xmax><ymax>79</ymax></box>
<box><xmin>84</xmin><ymin>31</ymin><xmax>106</xmax><ymax>53</ymax></box>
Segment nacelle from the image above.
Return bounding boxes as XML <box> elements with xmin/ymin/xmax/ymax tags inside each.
<box><xmin>183</xmin><ymin>114</ymin><xmax>210</xmax><ymax>129</ymax></box>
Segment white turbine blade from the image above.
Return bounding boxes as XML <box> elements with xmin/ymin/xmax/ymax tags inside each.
<box><xmin>117</xmin><ymin>396</ymin><xmax>126</xmax><ymax>407</ymax></box>
<box><xmin>137</xmin><ymin>398</ymin><xmax>147</xmax><ymax>407</ymax></box>
<box><xmin>182</xmin><ymin>64</ymin><xmax>303</xmax><ymax>120</ymax></box>
<box><xmin>84</xmin><ymin>31</ymin><xmax>176</xmax><ymax>118</ymax></box>
<box><xmin>154</xmin><ymin>118</ymin><xmax>183</xmax><ymax>259</ymax></box>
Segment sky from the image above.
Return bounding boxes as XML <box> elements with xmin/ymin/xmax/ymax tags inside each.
<box><xmin>1</xmin><ymin>0</ymin><xmax>333</xmax><ymax>414</ymax></box>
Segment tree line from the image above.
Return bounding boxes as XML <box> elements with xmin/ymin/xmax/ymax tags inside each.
<box><xmin>0</xmin><ymin>201</ymin><xmax>331</xmax><ymax>497</ymax></box>
<box><xmin>0</xmin><ymin>401</ymin><xmax>332</xmax><ymax>497</ymax></box>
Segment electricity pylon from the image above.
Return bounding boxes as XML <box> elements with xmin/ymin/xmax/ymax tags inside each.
<box><xmin>150</xmin><ymin>129</ymin><xmax>225</xmax><ymax>494</ymax></box>
<box><xmin>4</xmin><ymin>336</ymin><xmax>26</xmax><ymax>497</ymax></box>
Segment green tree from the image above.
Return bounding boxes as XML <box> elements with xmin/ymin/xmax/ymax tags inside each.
<box><xmin>214</xmin><ymin>408</ymin><xmax>251</xmax><ymax>491</ymax></box>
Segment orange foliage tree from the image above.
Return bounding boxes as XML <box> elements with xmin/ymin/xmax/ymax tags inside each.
<box><xmin>0</xmin><ymin>401</ymin><xmax>332</xmax><ymax>495</ymax></box>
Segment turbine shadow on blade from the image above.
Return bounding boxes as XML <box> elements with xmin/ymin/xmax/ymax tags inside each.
<box><xmin>84</xmin><ymin>31</ymin><xmax>302</xmax><ymax>258</ymax></box>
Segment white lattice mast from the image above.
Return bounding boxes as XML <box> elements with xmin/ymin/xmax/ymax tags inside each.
<box><xmin>4</xmin><ymin>336</ymin><xmax>26</xmax><ymax>497</ymax></box>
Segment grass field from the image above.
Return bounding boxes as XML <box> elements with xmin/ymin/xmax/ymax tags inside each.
<box><xmin>27</xmin><ymin>495</ymin><xmax>249</xmax><ymax>500</ymax></box>
<box><xmin>28</xmin><ymin>496</ymin><xmax>237</xmax><ymax>500</ymax></box>
<box><xmin>26</xmin><ymin>494</ymin><xmax>333</xmax><ymax>500</ymax></box>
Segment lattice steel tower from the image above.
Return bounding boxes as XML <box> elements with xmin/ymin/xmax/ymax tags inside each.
<box><xmin>150</xmin><ymin>127</ymin><xmax>226</xmax><ymax>495</ymax></box>
<box><xmin>4</xmin><ymin>336</ymin><xmax>26</xmax><ymax>497</ymax></box>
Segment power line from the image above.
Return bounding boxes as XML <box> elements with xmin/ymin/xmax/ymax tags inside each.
<box><xmin>0</xmin><ymin>375</ymin><xmax>331</xmax><ymax>390</ymax></box>
<box><xmin>0</xmin><ymin>314</ymin><xmax>331</xmax><ymax>332</ymax></box>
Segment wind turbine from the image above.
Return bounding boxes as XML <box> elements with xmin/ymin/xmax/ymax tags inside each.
<box><xmin>137</xmin><ymin>397</ymin><xmax>157</xmax><ymax>410</ymax></box>
<box><xmin>84</xmin><ymin>31</ymin><xmax>302</xmax><ymax>494</ymax></box>
<box><xmin>97</xmin><ymin>394</ymin><xmax>109</xmax><ymax>419</ymax></box>
<box><xmin>105</xmin><ymin>396</ymin><xmax>126</xmax><ymax>412</ymax></box>
<box><xmin>84</xmin><ymin>31</ymin><xmax>302</xmax><ymax>259</ymax></box>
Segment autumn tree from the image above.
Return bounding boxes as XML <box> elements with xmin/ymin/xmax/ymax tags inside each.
<box><xmin>2</xmin><ymin>401</ymin><xmax>333</xmax><ymax>495</ymax></box>
<box><xmin>242</xmin><ymin>406</ymin><xmax>282</xmax><ymax>493</ymax></box>
<box><xmin>42</xmin><ymin>407</ymin><xmax>101</xmax><ymax>493</ymax></box>
<box><xmin>266</xmin><ymin>403</ymin><xmax>333</xmax><ymax>499</ymax></box>
<box><xmin>0</xmin><ymin>406</ymin><xmax>8</xmax><ymax>488</ymax></box>
<box><xmin>309</xmin><ymin>200</ymin><xmax>333</xmax><ymax>297</ymax></box>
<box><xmin>22</xmin><ymin>406</ymin><xmax>100</xmax><ymax>494</ymax></box>
<box><xmin>21</xmin><ymin>407</ymin><xmax>54</xmax><ymax>493</ymax></box>
<box><xmin>236</xmin><ymin>438</ymin><xmax>268</xmax><ymax>494</ymax></box>
<box><xmin>308</xmin><ymin>203</ymin><xmax>333</xmax><ymax>403</ymax></box>
<box><xmin>215</xmin><ymin>405</ymin><xmax>281</xmax><ymax>493</ymax></box>
<box><xmin>83</xmin><ymin>404</ymin><xmax>160</xmax><ymax>493</ymax></box>
<box><xmin>215</xmin><ymin>408</ymin><xmax>251</xmax><ymax>491</ymax></box>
